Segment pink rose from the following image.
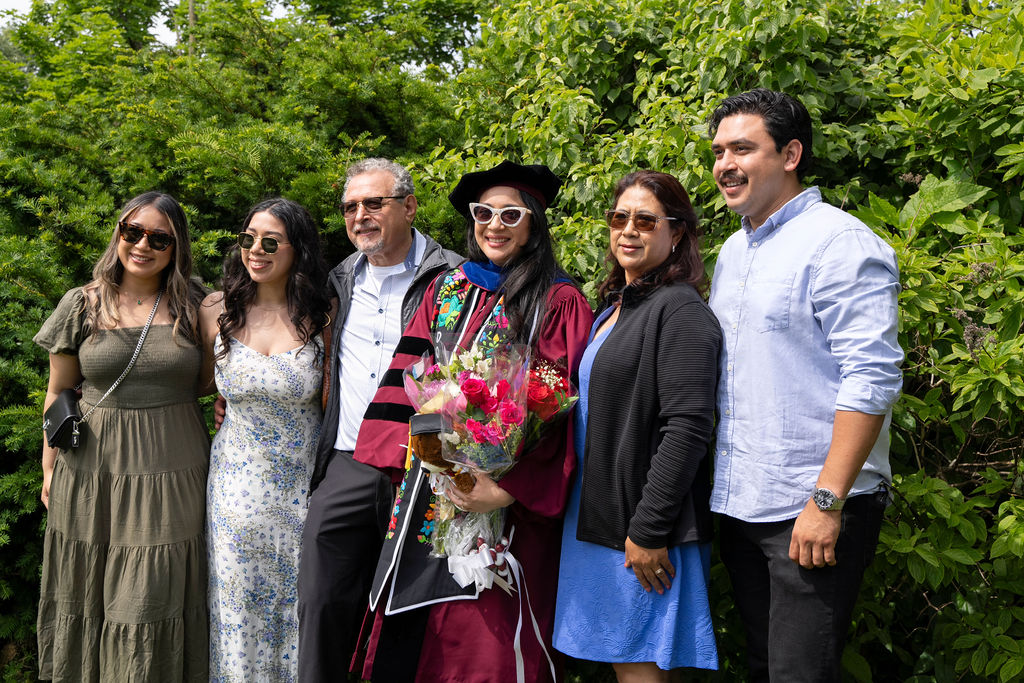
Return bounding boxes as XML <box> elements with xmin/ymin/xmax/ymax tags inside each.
<box><xmin>483</xmin><ymin>421</ymin><xmax>503</xmax><ymax>445</ymax></box>
<box><xmin>498</xmin><ymin>399</ymin><xmax>524</xmax><ymax>427</ymax></box>
<box><xmin>494</xmin><ymin>379</ymin><xmax>511</xmax><ymax>402</ymax></box>
<box><xmin>461</xmin><ymin>378</ymin><xmax>489</xmax><ymax>408</ymax></box>
<box><xmin>466</xmin><ymin>418</ymin><xmax>488</xmax><ymax>444</ymax></box>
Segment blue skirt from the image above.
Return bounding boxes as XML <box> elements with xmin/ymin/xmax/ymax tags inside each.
<box><xmin>553</xmin><ymin>483</ymin><xmax>718</xmax><ymax>669</ymax></box>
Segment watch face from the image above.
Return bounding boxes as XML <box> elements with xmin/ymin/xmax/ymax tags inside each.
<box><xmin>814</xmin><ymin>489</ymin><xmax>837</xmax><ymax>510</ymax></box>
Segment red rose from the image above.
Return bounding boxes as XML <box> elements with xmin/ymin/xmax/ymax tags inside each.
<box><xmin>461</xmin><ymin>378</ymin><xmax>489</xmax><ymax>408</ymax></box>
<box><xmin>527</xmin><ymin>381</ymin><xmax>553</xmax><ymax>406</ymax></box>
<box><xmin>528</xmin><ymin>381</ymin><xmax>559</xmax><ymax>420</ymax></box>
<box><xmin>494</xmin><ymin>379</ymin><xmax>511</xmax><ymax>402</ymax></box>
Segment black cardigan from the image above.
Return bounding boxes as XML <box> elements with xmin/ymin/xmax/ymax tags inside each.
<box><xmin>576</xmin><ymin>281</ymin><xmax>721</xmax><ymax>550</ymax></box>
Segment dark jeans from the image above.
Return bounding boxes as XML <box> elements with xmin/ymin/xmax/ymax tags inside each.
<box><xmin>719</xmin><ymin>489</ymin><xmax>888</xmax><ymax>683</ymax></box>
<box><xmin>297</xmin><ymin>449</ymin><xmax>393</xmax><ymax>683</ymax></box>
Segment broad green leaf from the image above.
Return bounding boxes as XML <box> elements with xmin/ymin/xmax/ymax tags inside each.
<box><xmin>840</xmin><ymin>647</ymin><xmax>872</xmax><ymax>682</ymax></box>
<box><xmin>899</xmin><ymin>175</ymin><xmax>991</xmax><ymax>231</ymax></box>
<box><xmin>968</xmin><ymin>67</ymin><xmax>1001</xmax><ymax>90</ymax></box>
<box><xmin>1001</xmin><ymin>659</ymin><xmax>1024</xmax><ymax>682</ymax></box>
<box><xmin>942</xmin><ymin>548</ymin><xmax>979</xmax><ymax>565</ymax></box>
<box><xmin>954</xmin><ymin>633</ymin><xmax>984</xmax><ymax>649</ymax></box>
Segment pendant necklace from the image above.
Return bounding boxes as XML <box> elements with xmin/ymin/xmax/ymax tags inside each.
<box><xmin>126</xmin><ymin>291</ymin><xmax>158</xmax><ymax>306</ymax></box>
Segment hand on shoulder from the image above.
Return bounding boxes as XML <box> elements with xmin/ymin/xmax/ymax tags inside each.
<box><xmin>201</xmin><ymin>291</ymin><xmax>225</xmax><ymax>308</ymax></box>
<box><xmin>199</xmin><ymin>291</ymin><xmax>224</xmax><ymax>330</ymax></box>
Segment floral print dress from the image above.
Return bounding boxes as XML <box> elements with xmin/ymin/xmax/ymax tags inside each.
<box><xmin>207</xmin><ymin>337</ymin><xmax>322</xmax><ymax>682</ymax></box>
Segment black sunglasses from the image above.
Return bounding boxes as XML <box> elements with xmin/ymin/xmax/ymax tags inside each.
<box><xmin>604</xmin><ymin>209</ymin><xmax>677</xmax><ymax>232</ymax></box>
<box><xmin>118</xmin><ymin>221</ymin><xmax>175</xmax><ymax>251</ymax></box>
<box><xmin>236</xmin><ymin>232</ymin><xmax>290</xmax><ymax>254</ymax></box>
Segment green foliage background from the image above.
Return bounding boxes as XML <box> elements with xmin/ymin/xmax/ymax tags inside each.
<box><xmin>1</xmin><ymin>0</ymin><xmax>1022</xmax><ymax>680</ymax></box>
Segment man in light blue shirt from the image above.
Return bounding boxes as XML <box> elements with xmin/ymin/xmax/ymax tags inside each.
<box><xmin>707</xmin><ymin>89</ymin><xmax>902</xmax><ymax>682</ymax></box>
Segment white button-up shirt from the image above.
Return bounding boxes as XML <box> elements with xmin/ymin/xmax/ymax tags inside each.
<box><xmin>334</xmin><ymin>230</ymin><xmax>425</xmax><ymax>451</ymax></box>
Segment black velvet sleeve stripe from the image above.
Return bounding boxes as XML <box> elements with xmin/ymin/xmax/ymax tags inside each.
<box><xmin>363</xmin><ymin>401</ymin><xmax>416</xmax><ymax>424</ymax></box>
<box><xmin>395</xmin><ymin>336</ymin><xmax>433</xmax><ymax>358</ymax></box>
<box><xmin>380</xmin><ymin>368</ymin><xmax>406</xmax><ymax>388</ymax></box>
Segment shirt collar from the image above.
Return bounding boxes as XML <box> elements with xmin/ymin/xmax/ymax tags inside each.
<box><xmin>742</xmin><ymin>187</ymin><xmax>822</xmax><ymax>242</ymax></box>
<box><xmin>603</xmin><ymin>261</ymin><xmax>668</xmax><ymax>309</ymax></box>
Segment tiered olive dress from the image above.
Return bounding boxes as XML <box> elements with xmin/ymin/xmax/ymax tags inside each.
<box><xmin>34</xmin><ymin>288</ymin><xmax>209</xmax><ymax>682</ymax></box>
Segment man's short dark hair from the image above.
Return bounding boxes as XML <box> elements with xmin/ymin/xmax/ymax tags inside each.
<box><xmin>708</xmin><ymin>89</ymin><xmax>814</xmax><ymax>179</ymax></box>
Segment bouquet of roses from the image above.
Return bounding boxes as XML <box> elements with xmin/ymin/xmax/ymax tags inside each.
<box><xmin>523</xmin><ymin>357</ymin><xmax>577</xmax><ymax>449</ymax></box>
<box><xmin>403</xmin><ymin>343</ymin><xmax>530</xmax><ymax>563</ymax></box>
<box><xmin>402</xmin><ymin>343</ymin><xmax>578</xmax><ymax>590</ymax></box>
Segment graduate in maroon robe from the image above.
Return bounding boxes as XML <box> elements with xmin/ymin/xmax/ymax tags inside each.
<box><xmin>353</xmin><ymin>162</ymin><xmax>592</xmax><ymax>682</ymax></box>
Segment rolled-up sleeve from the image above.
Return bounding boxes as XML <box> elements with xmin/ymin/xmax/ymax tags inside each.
<box><xmin>811</xmin><ymin>228</ymin><xmax>903</xmax><ymax>415</ymax></box>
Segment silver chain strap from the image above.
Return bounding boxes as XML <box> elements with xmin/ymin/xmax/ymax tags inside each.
<box><xmin>80</xmin><ymin>290</ymin><xmax>163</xmax><ymax>423</ymax></box>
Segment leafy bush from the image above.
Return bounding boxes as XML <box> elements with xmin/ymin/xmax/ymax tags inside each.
<box><xmin>1</xmin><ymin>0</ymin><xmax>1021</xmax><ymax>680</ymax></box>
<box><xmin>0</xmin><ymin>0</ymin><xmax>461</xmax><ymax>676</ymax></box>
<box><xmin>432</xmin><ymin>1</ymin><xmax>1023</xmax><ymax>680</ymax></box>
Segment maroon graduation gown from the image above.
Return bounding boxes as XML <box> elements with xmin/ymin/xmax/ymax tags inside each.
<box><xmin>354</xmin><ymin>268</ymin><xmax>592</xmax><ymax>682</ymax></box>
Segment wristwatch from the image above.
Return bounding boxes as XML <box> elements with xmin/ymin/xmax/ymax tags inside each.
<box><xmin>812</xmin><ymin>487</ymin><xmax>845</xmax><ymax>512</ymax></box>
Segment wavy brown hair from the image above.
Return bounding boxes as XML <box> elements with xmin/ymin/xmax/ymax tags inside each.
<box><xmin>83</xmin><ymin>191</ymin><xmax>204</xmax><ymax>344</ymax></box>
<box><xmin>597</xmin><ymin>170</ymin><xmax>706</xmax><ymax>301</ymax></box>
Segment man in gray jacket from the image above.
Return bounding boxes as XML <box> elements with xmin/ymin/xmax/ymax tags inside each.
<box><xmin>298</xmin><ymin>158</ymin><xmax>461</xmax><ymax>682</ymax></box>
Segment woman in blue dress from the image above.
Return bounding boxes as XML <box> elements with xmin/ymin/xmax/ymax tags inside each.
<box><xmin>553</xmin><ymin>171</ymin><xmax>721</xmax><ymax>680</ymax></box>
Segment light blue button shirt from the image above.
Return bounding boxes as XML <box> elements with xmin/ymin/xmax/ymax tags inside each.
<box><xmin>708</xmin><ymin>188</ymin><xmax>903</xmax><ymax>523</ymax></box>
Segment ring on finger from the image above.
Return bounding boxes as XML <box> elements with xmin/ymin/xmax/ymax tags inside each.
<box><xmin>655</xmin><ymin>568</ymin><xmax>665</xmax><ymax>576</ymax></box>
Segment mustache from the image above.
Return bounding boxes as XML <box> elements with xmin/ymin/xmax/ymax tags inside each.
<box><xmin>353</xmin><ymin>219</ymin><xmax>379</xmax><ymax>232</ymax></box>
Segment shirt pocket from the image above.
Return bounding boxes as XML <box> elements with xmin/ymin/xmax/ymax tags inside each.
<box><xmin>749</xmin><ymin>272</ymin><xmax>795</xmax><ymax>332</ymax></box>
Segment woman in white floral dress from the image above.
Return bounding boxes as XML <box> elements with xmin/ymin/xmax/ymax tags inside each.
<box><xmin>199</xmin><ymin>198</ymin><xmax>332</xmax><ymax>682</ymax></box>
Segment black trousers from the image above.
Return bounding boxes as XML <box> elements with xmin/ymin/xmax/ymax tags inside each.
<box><xmin>297</xmin><ymin>449</ymin><xmax>393</xmax><ymax>683</ymax></box>
<box><xmin>719</xmin><ymin>490</ymin><xmax>887</xmax><ymax>683</ymax></box>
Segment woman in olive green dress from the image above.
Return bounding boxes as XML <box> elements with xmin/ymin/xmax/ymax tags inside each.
<box><xmin>34</xmin><ymin>192</ymin><xmax>209</xmax><ymax>682</ymax></box>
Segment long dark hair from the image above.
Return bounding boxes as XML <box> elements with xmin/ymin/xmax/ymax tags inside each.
<box><xmin>463</xmin><ymin>191</ymin><xmax>570</xmax><ymax>345</ymax></box>
<box><xmin>216</xmin><ymin>197</ymin><xmax>331</xmax><ymax>360</ymax></box>
<box><xmin>598</xmin><ymin>170</ymin><xmax>706</xmax><ymax>301</ymax></box>
<box><xmin>85</xmin><ymin>191</ymin><xmax>204</xmax><ymax>344</ymax></box>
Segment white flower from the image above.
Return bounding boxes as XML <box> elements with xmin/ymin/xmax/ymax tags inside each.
<box><xmin>458</xmin><ymin>349</ymin><xmax>478</xmax><ymax>368</ymax></box>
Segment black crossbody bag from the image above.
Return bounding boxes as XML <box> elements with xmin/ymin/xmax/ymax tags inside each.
<box><xmin>42</xmin><ymin>292</ymin><xmax>163</xmax><ymax>451</ymax></box>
